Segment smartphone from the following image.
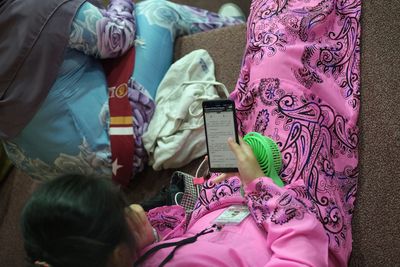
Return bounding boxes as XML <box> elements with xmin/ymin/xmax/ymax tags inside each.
<box><xmin>202</xmin><ymin>99</ymin><xmax>239</xmax><ymax>173</ymax></box>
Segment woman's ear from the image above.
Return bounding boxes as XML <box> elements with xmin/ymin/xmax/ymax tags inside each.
<box><xmin>109</xmin><ymin>243</ymin><xmax>133</xmax><ymax>267</ymax></box>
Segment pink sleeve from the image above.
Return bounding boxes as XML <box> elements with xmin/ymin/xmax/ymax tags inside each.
<box><xmin>146</xmin><ymin>205</ymin><xmax>187</xmax><ymax>240</ymax></box>
<box><xmin>244</xmin><ymin>178</ymin><xmax>329</xmax><ymax>267</ymax></box>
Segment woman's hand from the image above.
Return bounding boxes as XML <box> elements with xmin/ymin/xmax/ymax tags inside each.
<box><xmin>213</xmin><ymin>136</ymin><xmax>264</xmax><ymax>185</ymax></box>
<box><xmin>126</xmin><ymin>204</ymin><xmax>156</xmax><ymax>256</ymax></box>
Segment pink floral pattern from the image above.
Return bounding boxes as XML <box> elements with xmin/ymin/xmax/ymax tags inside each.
<box><xmin>142</xmin><ymin>175</ymin><xmax>328</xmax><ymax>266</ymax></box>
<box><xmin>149</xmin><ymin>176</ymin><xmax>311</xmax><ymax>241</ymax></box>
<box><xmin>147</xmin><ymin>205</ymin><xmax>187</xmax><ymax>240</ymax></box>
<box><xmin>231</xmin><ymin>0</ymin><xmax>361</xmax><ymax>265</ymax></box>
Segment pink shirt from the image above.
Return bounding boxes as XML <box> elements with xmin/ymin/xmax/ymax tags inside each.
<box><xmin>142</xmin><ymin>177</ymin><xmax>329</xmax><ymax>266</ymax></box>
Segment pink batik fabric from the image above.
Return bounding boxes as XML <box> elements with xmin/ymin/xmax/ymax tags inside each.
<box><xmin>230</xmin><ymin>0</ymin><xmax>361</xmax><ymax>265</ymax></box>
<box><xmin>143</xmin><ymin>0</ymin><xmax>361</xmax><ymax>266</ymax></box>
<box><xmin>145</xmin><ymin>176</ymin><xmax>329</xmax><ymax>266</ymax></box>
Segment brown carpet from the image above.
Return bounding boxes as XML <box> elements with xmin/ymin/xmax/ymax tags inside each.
<box><xmin>0</xmin><ymin>169</ymin><xmax>37</xmax><ymax>266</ymax></box>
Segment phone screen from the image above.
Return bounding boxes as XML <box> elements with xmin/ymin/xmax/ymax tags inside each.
<box><xmin>203</xmin><ymin>100</ymin><xmax>239</xmax><ymax>172</ymax></box>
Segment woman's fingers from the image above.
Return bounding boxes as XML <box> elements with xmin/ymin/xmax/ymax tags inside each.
<box><xmin>127</xmin><ymin>204</ymin><xmax>155</xmax><ymax>246</ymax></box>
<box><xmin>129</xmin><ymin>204</ymin><xmax>146</xmax><ymax>224</ymax></box>
<box><xmin>238</xmin><ymin>136</ymin><xmax>254</xmax><ymax>156</ymax></box>
<box><xmin>228</xmin><ymin>137</ymin><xmax>244</xmax><ymax>160</ymax></box>
<box><xmin>209</xmin><ymin>136</ymin><xmax>263</xmax><ymax>186</ymax></box>
<box><xmin>212</xmin><ymin>172</ymin><xmax>237</xmax><ymax>184</ymax></box>
<box><xmin>238</xmin><ymin>136</ymin><xmax>245</xmax><ymax>146</ymax></box>
<box><xmin>228</xmin><ymin>136</ymin><xmax>255</xmax><ymax>163</ymax></box>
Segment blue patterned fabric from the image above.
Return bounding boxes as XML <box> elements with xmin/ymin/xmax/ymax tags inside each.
<box><xmin>133</xmin><ymin>0</ymin><xmax>242</xmax><ymax>98</ymax></box>
<box><xmin>4</xmin><ymin>49</ymin><xmax>111</xmax><ymax>180</ymax></box>
<box><xmin>3</xmin><ymin>0</ymin><xmax>243</xmax><ymax>181</ymax></box>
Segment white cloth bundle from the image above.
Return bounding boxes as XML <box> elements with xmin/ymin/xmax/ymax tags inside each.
<box><xmin>142</xmin><ymin>49</ymin><xmax>229</xmax><ymax>170</ymax></box>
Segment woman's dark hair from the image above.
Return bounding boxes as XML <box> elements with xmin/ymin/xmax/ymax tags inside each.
<box><xmin>21</xmin><ymin>175</ymin><xmax>135</xmax><ymax>267</ymax></box>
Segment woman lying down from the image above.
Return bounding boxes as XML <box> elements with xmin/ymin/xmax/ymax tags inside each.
<box><xmin>22</xmin><ymin>138</ymin><xmax>328</xmax><ymax>267</ymax></box>
<box><xmin>22</xmin><ymin>0</ymin><xmax>361</xmax><ymax>266</ymax></box>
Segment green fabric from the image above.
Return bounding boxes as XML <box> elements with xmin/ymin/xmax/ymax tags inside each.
<box><xmin>0</xmin><ymin>143</ymin><xmax>13</xmax><ymax>182</ymax></box>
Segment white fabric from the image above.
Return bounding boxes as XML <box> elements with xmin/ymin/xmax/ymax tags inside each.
<box><xmin>142</xmin><ymin>49</ymin><xmax>229</xmax><ymax>170</ymax></box>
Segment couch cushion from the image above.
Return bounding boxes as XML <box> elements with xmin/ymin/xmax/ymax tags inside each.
<box><xmin>174</xmin><ymin>24</ymin><xmax>247</xmax><ymax>94</ymax></box>
<box><xmin>348</xmin><ymin>1</ymin><xmax>400</xmax><ymax>266</ymax></box>
<box><xmin>0</xmin><ymin>169</ymin><xmax>37</xmax><ymax>266</ymax></box>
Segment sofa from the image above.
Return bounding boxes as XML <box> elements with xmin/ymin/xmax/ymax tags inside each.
<box><xmin>0</xmin><ymin>1</ymin><xmax>399</xmax><ymax>266</ymax></box>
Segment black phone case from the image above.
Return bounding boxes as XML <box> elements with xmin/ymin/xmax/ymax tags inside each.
<box><xmin>202</xmin><ymin>99</ymin><xmax>239</xmax><ymax>173</ymax></box>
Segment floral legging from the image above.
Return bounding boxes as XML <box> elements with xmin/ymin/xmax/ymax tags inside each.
<box><xmin>71</xmin><ymin>0</ymin><xmax>243</xmax><ymax>98</ymax></box>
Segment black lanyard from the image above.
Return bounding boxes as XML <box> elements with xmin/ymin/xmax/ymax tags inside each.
<box><xmin>134</xmin><ymin>224</ymin><xmax>219</xmax><ymax>267</ymax></box>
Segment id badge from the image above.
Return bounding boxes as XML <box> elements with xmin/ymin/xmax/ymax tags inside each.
<box><xmin>213</xmin><ymin>205</ymin><xmax>250</xmax><ymax>225</ymax></box>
